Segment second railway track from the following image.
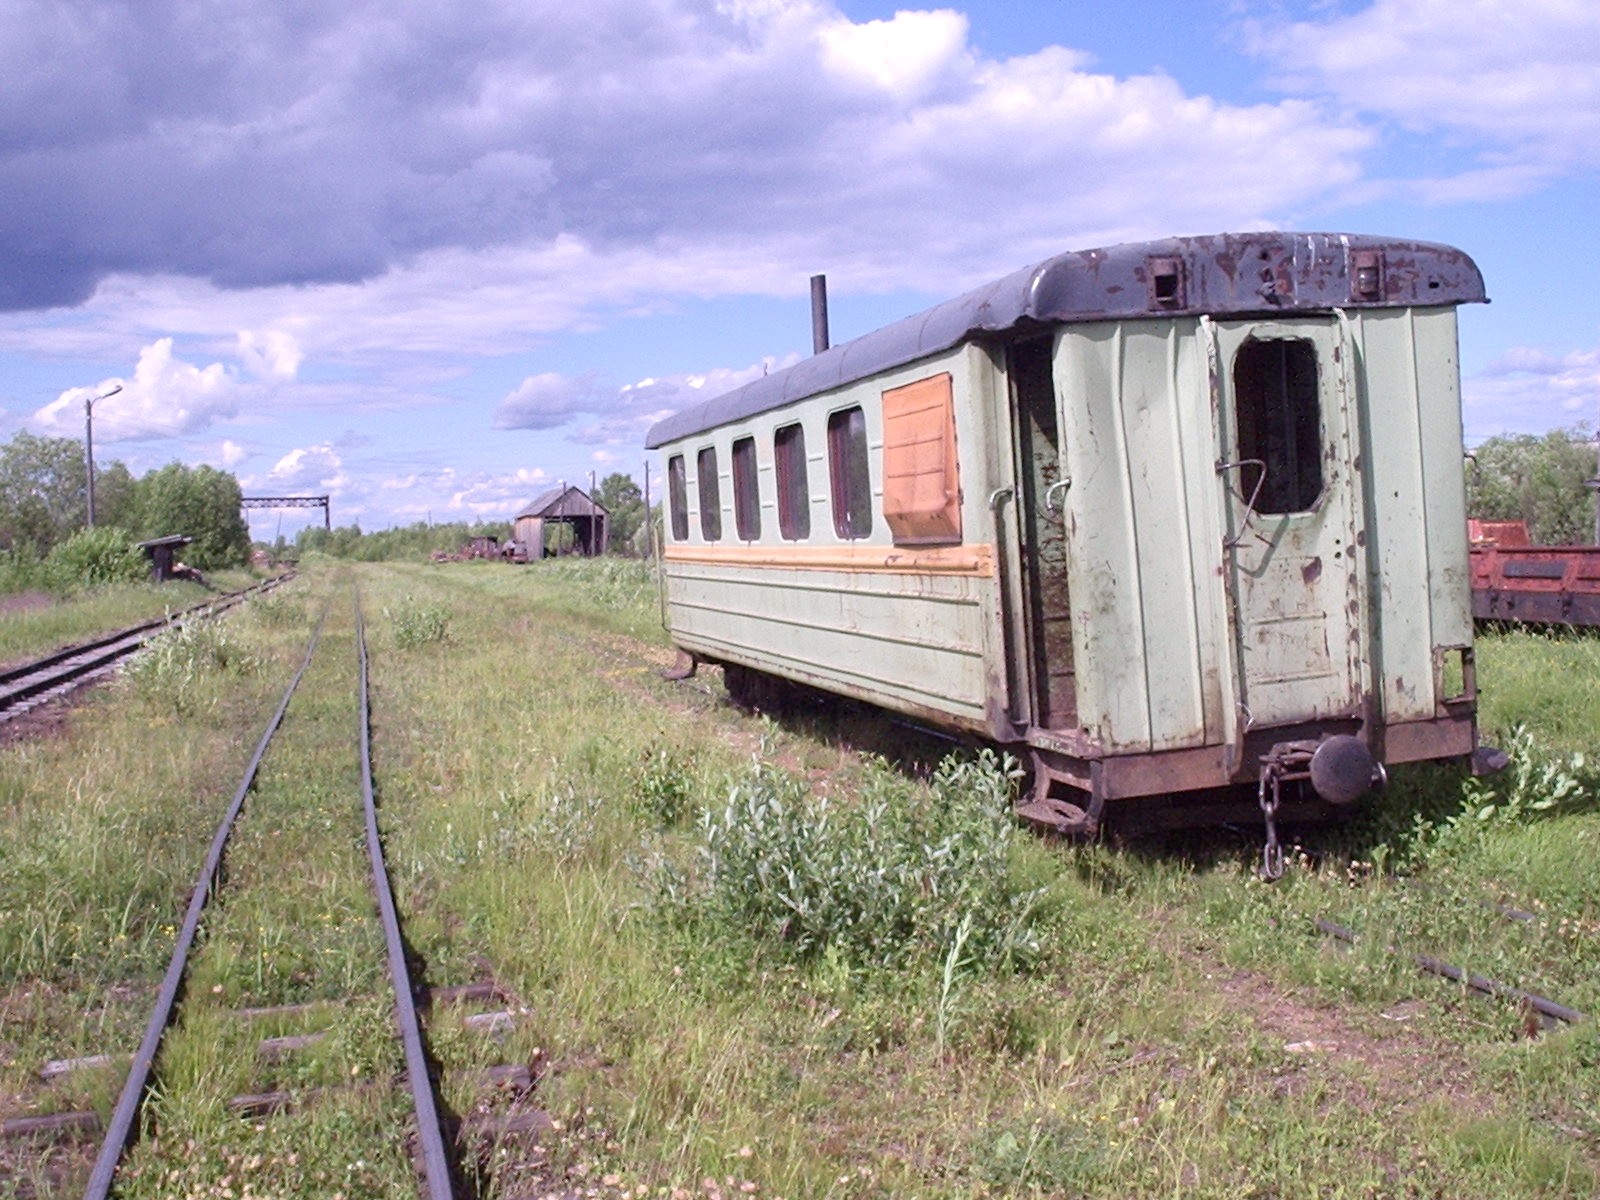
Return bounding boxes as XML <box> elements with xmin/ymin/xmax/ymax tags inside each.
<box><xmin>0</xmin><ymin>574</ymin><xmax>294</xmax><ymax>726</ymax></box>
<box><xmin>1</xmin><ymin>590</ymin><xmax>541</xmax><ymax>1198</ymax></box>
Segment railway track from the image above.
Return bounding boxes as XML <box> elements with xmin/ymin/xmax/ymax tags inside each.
<box><xmin>0</xmin><ymin>574</ymin><xmax>293</xmax><ymax>725</ymax></box>
<box><xmin>0</xmin><ymin>594</ymin><xmax>540</xmax><ymax>1198</ymax></box>
<box><xmin>1314</xmin><ymin>916</ymin><xmax>1587</xmax><ymax>1032</ymax></box>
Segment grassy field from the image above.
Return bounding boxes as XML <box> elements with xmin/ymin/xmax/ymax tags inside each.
<box><xmin>1</xmin><ymin>560</ymin><xmax>1596</xmax><ymax>1198</ymax></box>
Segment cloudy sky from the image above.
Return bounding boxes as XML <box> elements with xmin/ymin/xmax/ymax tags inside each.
<box><xmin>1</xmin><ymin>0</ymin><xmax>1596</xmax><ymax>539</ymax></box>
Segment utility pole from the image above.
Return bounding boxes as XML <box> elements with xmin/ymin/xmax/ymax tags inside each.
<box><xmin>1592</xmin><ymin>431</ymin><xmax>1600</xmax><ymax>545</ymax></box>
<box><xmin>642</xmin><ymin>459</ymin><xmax>652</xmax><ymax>560</ymax></box>
<box><xmin>84</xmin><ymin>383</ymin><xmax>122</xmax><ymax>528</ymax></box>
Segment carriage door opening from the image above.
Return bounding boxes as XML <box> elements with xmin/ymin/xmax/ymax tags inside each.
<box><xmin>1009</xmin><ymin>337</ymin><xmax>1077</xmax><ymax>729</ymax></box>
<box><xmin>1214</xmin><ymin>319</ymin><xmax>1365</xmax><ymax>727</ymax></box>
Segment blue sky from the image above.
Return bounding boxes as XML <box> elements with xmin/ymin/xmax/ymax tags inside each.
<box><xmin>0</xmin><ymin>0</ymin><xmax>1595</xmax><ymax>540</ymax></box>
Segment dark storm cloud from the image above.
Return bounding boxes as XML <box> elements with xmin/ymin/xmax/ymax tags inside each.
<box><xmin>0</xmin><ymin>0</ymin><xmax>842</xmax><ymax>310</ymax></box>
<box><xmin>3</xmin><ymin>1</ymin><xmax>1383</xmax><ymax>315</ymax></box>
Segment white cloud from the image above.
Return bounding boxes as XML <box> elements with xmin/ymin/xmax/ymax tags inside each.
<box><xmin>237</xmin><ymin>327</ymin><xmax>303</xmax><ymax>381</ymax></box>
<box><xmin>1464</xmin><ymin>345</ymin><xmax>1600</xmax><ymax>443</ymax></box>
<box><xmin>817</xmin><ymin>8</ymin><xmax>971</xmax><ymax>99</ymax></box>
<box><xmin>33</xmin><ymin>338</ymin><xmax>240</xmax><ymax>440</ymax></box>
<box><xmin>366</xmin><ymin>464</ymin><xmax>552</xmax><ymax>520</ymax></box>
<box><xmin>219</xmin><ymin>439</ymin><xmax>248</xmax><ymax>467</ymax></box>
<box><xmin>492</xmin><ymin>372</ymin><xmax>601</xmax><ymax>431</ymax></box>
<box><xmin>267</xmin><ymin>443</ymin><xmax>346</xmax><ymax>491</ymax></box>
<box><xmin>1250</xmin><ymin>0</ymin><xmax>1600</xmax><ymax>188</ymax></box>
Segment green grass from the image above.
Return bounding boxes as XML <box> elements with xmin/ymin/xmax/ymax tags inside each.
<box><xmin>0</xmin><ymin>568</ymin><xmax>266</xmax><ymax>666</ymax></box>
<box><xmin>4</xmin><ymin>564</ymin><xmax>1597</xmax><ymax>1198</ymax></box>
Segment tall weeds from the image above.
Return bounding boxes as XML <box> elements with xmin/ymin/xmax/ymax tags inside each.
<box><xmin>646</xmin><ymin>750</ymin><xmax>1045</xmax><ymax>974</ymax></box>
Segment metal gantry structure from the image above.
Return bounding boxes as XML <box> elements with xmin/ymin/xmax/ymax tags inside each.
<box><xmin>241</xmin><ymin>494</ymin><xmax>332</xmax><ymax>531</ymax></box>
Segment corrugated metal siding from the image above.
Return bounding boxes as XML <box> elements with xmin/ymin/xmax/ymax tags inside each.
<box><xmin>666</xmin><ymin>561</ymin><xmax>994</xmax><ymax>725</ymax></box>
<box><xmin>1349</xmin><ymin>306</ymin><xmax>1472</xmax><ymax>722</ymax></box>
<box><xmin>1056</xmin><ymin>319</ymin><xmax>1225</xmax><ymax>754</ymax></box>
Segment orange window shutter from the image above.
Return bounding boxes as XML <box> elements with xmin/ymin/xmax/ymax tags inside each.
<box><xmin>881</xmin><ymin>373</ymin><xmax>961</xmax><ymax>545</ymax></box>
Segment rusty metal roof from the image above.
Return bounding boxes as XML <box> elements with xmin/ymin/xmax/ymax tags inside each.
<box><xmin>644</xmin><ymin>231</ymin><xmax>1486</xmax><ymax>449</ymax></box>
<box><xmin>514</xmin><ymin>485</ymin><xmax>609</xmax><ymax>521</ymax></box>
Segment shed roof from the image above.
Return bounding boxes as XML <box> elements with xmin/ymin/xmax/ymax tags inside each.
<box><xmin>514</xmin><ymin>485</ymin><xmax>610</xmax><ymax>521</ymax></box>
<box><xmin>644</xmin><ymin>231</ymin><xmax>1486</xmax><ymax>449</ymax></box>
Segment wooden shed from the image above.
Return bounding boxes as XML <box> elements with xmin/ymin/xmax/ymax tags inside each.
<box><xmin>136</xmin><ymin>534</ymin><xmax>194</xmax><ymax>583</ymax></box>
<box><xmin>513</xmin><ymin>486</ymin><xmax>610</xmax><ymax>558</ymax></box>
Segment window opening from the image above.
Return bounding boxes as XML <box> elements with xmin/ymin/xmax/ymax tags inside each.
<box><xmin>1233</xmin><ymin>337</ymin><xmax>1323</xmax><ymax>514</ymax></box>
<box><xmin>881</xmin><ymin>373</ymin><xmax>961</xmax><ymax>545</ymax></box>
<box><xmin>667</xmin><ymin>454</ymin><xmax>688</xmax><ymax>542</ymax></box>
<box><xmin>696</xmin><ymin>446</ymin><xmax>722</xmax><ymax>541</ymax></box>
<box><xmin>827</xmin><ymin>406</ymin><xmax>872</xmax><ymax>539</ymax></box>
<box><xmin>774</xmin><ymin>422</ymin><xmax>810</xmax><ymax>540</ymax></box>
<box><xmin>732</xmin><ymin>436</ymin><xmax>760</xmax><ymax>541</ymax></box>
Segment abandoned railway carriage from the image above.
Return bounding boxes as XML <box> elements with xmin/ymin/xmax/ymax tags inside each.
<box><xmin>645</xmin><ymin>232</ymin><xmax>1492</xmax><ymax>833</ymax></box>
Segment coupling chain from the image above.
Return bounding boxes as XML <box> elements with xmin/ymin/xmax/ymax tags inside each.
<box><xmin>1258</xmin><ymin>764</ymin><xmax>1285</xmax><ymax>881</ymax></box>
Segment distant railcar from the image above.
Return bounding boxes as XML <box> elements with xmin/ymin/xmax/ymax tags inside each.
<box><xmin>645</xmin><ymin>233</ymin><xmax>1497</xmax><ymax>834</ymax></box>
<box><xmin>1470</xmin><ymin>518</ymin><xmax>1600</xmax><ymax>627</ymax></box>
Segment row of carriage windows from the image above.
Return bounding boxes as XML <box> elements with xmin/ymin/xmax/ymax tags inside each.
<box><xmin>664</xmin><ymin>338</ymin><xmax>1323</xmax><ymax>547</ymax></box>
<box><xmin>670</xmin><ymin>408</ymin><xmax>872</xmax><ymax>544</ymax></box>
<box><xmin>667</xmin><ymin>372</ymin><xmax>963</xmax><ymax>547</ymax></box>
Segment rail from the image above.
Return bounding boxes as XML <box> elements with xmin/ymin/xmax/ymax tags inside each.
<box><xmin>1314</xmin><ymin>917</ymin><xmax>1587</xmax><ymax>1030</ymax></box>
<box><xmin>0</xmin><ymin>573</ymin><xmax>294</xmax><ymax>723</ymax></box>
<box><xmin>66</xmin><ymin>597</ymin><xmax>464</xmax><ymax>1198</ymax></box>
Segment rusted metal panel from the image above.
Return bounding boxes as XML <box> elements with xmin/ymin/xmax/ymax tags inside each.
<box><xmin>1470</xmin><ymin>543</ymin><xmax>1600</xmax><ymax>626</ymax></box>
<box><xmin>1384</xmin><ymin>712</ymin><xmax>1475</xmax><ymax>762</ymax></box>
<box><xmin>1468</xmin><ymin>518</ymin><xmax>1531</xmax><ymax>547</ymax></box>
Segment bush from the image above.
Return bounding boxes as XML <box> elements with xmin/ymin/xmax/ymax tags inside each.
<box><xmin>1383</xmin><ymin>726</ymin><xmax>1592</xmax><ymax>871</ymax></box>
<box><xmin>123</xmin><ymin>617</ymin><xmax>261</xmax><ymax>715</ymax></box>
<box><xmin>0</xmin><ymin>545</ymin><xmax>51</xmax><ymax>594</ymax></box>
<box><xmin>632</xmin><ymin>741</ymin><xmax>694</xmax><ymax>828</ymax></box>
<box><xmin>385</xmin><ymin>596</ymin><xmax>452</xmax><ymax>648</ymax></box>
<box><xmin>647</xmin><ymin>750</ymin><xmax>1044</xmax><ymax>973</ymax></box>
<box><xmin>42</xmin><ymin>526</ymin><xmax>146</xmax><ymax>591</ymax></box>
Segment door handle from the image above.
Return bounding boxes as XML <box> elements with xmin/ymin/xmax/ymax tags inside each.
<box><xmin>1044</xmin><ymin>478</ymin><xmax>1071</xmax><ymax>516</ymax></box>
<box><xmin>1216</xmin><ymin>458</ymin><xmax>1267</xmax><ymax>549</ymax></box>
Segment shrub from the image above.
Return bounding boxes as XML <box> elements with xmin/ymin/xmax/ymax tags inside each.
<box><xmin>647</xmin><ymin>750</ymin><xmax>1044</xmax><ymax>973</ymax></box>
<box><xmin>0</xmin><ymin>545</ymin><xmax>51</xmax><ymax>594</ymax></box>
<box><xmin>385</xmin><ymin>595</ymin><xmax>451</xmax><ymax>648</ymax></box>
<box><xmin>632</xmin><ymin>741</ymin><xmax>694</xmax><ymax>828</ymax></box>
<box><xmin>248</xmin><ymin>591</ymin><xmax>308</xmax><ymax>628</ymax></box>
<box><xmin>1385</xmin><ymin>725</ymin><xmax>1592</xmax><ymax>870</ymax></box>
<box><xmin>43</xmin><ymin>526</ymin><xmax>146</xmax><ymax>591</ymax></box>
<box><xmin>123</xmin><ymin>617</ymin><xmax>261</xmax><ymax>714</ymax></box>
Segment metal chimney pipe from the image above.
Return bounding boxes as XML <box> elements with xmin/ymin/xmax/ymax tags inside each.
<box><xmin>809</xmin><ymin>274</ymin><xmax>830</xmax><ymax>355</ymax></box>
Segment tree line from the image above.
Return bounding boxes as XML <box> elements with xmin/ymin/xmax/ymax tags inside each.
<box><xmin>10</xmin><ymin>421</ymin><xmax>1591</xmax><ymax>587</ymax></box>
<box><xmin>0</xmin><ymin>431</ymin><xmax>251</xmax><ymax>573</ymax></box>
<box><xmin>1467</xmin><ymin>426</ymin><xmax>1597</xmax><ymax>544</ymax></box>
